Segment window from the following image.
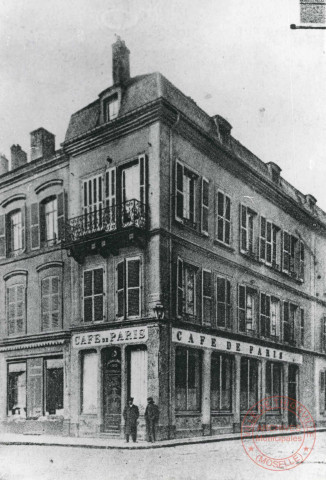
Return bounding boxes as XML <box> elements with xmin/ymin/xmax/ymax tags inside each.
<box><xmin>240</xmin><ymin>205</ymin><xmax>256</xmax><ymax>254</ymax></box>
<box><xmin>202</xmin><ymin>270</ymin><xmax>212</xmax><ymax>325</ymax></box>
<box><xmin>82</xmin><ymin>352</ymin><xmax>98</xmax><ymax>414</ymax></box>
<box><xmin>300</xmin><ymin>309</ymin><xmax>305</xmax><ymax>347</ymax></box>
<box><xmin>7</xmin><ymin>284</ymin><xmax>25</xmax><ymax>336</ymax></box>
<box><xmin>282</xmin><ymin>232</ymin><xmax>300</xmax><ymax>276</ymax></box>
<box><xmin>240</xmin><ymin>358</ymin><xmax>259</xmax><ymax>411</ymax></box>
<box><xmin>283</xmin><ymin>302</ymin><xmax>296</xmax><ymax>344</ymax></box>
<box><xmin>8</xmin><ymin>209</ymin><xmax>25</xmax><ymax>254</ymax></box>
<box><xmin>177</xmin><ymin>259</ymin><xmax>198</xmax><ymax>322</ymax></box>
<box><xmin>41</xmin><ymin>276</ymin><xmax>60</xmax><ymax>331</ymax></box>
<box><xmin>259</xmin><ymin>217</ymin><xmax>280</xmax><ymax>266</ymax></box>
<box><xmin>43</xmin><ymin>197</ymin><xmax>58</xmax><ymax>244</ymax></box>
<box><xmin>175</xmin><ymin>348</ymin><xmax>201</xmax><ymax>411</ymax></box>
<box><xmin>31</xmin><ymin>192</ymin><xmax>66</xmax><ymax>249</ymax></box>
<box><xmin>201</xmin><ymin>178</ymin><xmax>209</xmax><ymax>235</ymax></box>
<box><xmin>104</xmin><ymin>94</ymin><xmax>119</xmax><ymax>121</ymax></box>
<box><xmin>266</xmin><ymin>362</ymin><xmax>282</xmax><ymax>408</ymax></box>
<box><xmin>211</xmin><ymin>354</ymin><xmax>233</xmax><ymax>411</ymax></box>
<box><xmin>8</xmin><ymin>363</ymin><xmax>26</xmax><ymax>417</ymax></box>
<box><xmin>299</xmin><ymin>241</ymin><xmax>305</xmax><ymax>280</ymax></box>
<box><xmin>176</xmin><ymin>162</ymin><xmax>197</xmax><ymax>226</ymax></box>
<box><xmin>45</xmin><ymin>358</ymin><xmax>64</xmax><ymax>415</ymax></box>
<box><xmin>216</xmin><ymin>277</ymin><xmax>231</xmax><ymax>329</ymax></box>
<box><xmin>270</xmin><ymin>297</ymin><xmax>281</xmax><ymax>338</ymax></box>
<box><xmin>320</xmin><ymin>371</ymin><xmax>326</xmax><ymax>415</ymax></box>
<box><xmin>216</xmin><ymin>191</ymin><xmax>231</xmax><ymax>245</ymax></box>
<box><xmin>117</xmin><ymin>257</ymin><xmax>141</xmax><ymax>319</ymax></box>
<box><xmin>260</xmin><ymin>293</ymin><xmax>271</xmax><ymax>338</ymax></box>
<box><xmin>83</xmin><ymin>175</ymin><xmax>103</xmax><ymax>231</ymax></box>
<box><xmin>83</xmin><ymin>268</ymin><xmax>104</xmax><ymax>322</ymax></box>
<box><xmin>238</xmin><ymin>285</ymin><xmax>257</xmax><ymax>333</ymax></box>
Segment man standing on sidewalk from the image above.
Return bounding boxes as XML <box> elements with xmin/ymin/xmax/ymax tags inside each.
<box><xmin>123</xmin><ymin>397</ymin><xmax>139</xmax><ymax>443</ymax></box>
<box><xmin>145</xmin><ymin>397</ymin><xmax>159</xmax><ymax>443</ymax></box>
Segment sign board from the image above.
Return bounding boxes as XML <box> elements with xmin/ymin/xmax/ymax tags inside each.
<box><xmin>72</xmin><ymin>326</ymin><xmax>148</xmax><ymax>349</ymax></box>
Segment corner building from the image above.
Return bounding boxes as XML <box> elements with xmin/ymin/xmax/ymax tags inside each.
<box><xmin>0</xmin><ymin>38</ymin><xmax>326</xmax><ymax>440</ymax></box>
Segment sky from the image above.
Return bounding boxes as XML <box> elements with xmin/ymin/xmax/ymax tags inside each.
<box><xmin>0</xmin><ymin>0</ymin><xmax>325</xmax><ymax>208</ymax></box>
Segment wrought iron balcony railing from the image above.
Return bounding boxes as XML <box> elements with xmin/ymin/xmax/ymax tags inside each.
<box><xmin>63</xmin><ymin>199</ymin><xmax>147</xmax><ymax>245</ymax></box>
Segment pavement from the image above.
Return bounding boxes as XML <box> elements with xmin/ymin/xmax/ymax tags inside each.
<box><xmin>0</xmin><ymin>426</ymin><xmax>325</xmax><ymax>450</ymax></box>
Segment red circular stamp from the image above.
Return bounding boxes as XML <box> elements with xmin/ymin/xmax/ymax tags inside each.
<box><xmin>241</xmin><ymin>396</ymin><xmax>316</xmax><ymax>471</ymax></box>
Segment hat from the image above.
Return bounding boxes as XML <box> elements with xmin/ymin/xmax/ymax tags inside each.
<box><xmin>128</xmin><ymin>397</ymin><xmax>134</xmax><ymax>402</ymax></box>
<box><xmin>147</xmin><ymin>397</ymin><xmax>154</xmax><ymax>402</ymax></box>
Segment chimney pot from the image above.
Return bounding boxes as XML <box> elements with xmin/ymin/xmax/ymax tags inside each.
<box><xmin>30</xmin><ymin>128</ymin><xmax>55</xmax><ymax>161</ymax></box>
<box><xmin>112</xmin><ymin>36</ymin><xmax>130</xmax><ymax>86</ymax></box>
<box><xmin>10</xmin><ymin>144</ymin><xmax>27</xmax><ymax>170</ymax></box>
<box><xmin>0</xmin><ymin>153</ymin><xmax>9</xmax><ymax>175</ymax></box>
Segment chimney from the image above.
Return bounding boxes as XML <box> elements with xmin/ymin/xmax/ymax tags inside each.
<box><xmin>30</xmin><ymin>128</ymin><xmax>55</xmax><ymax>161</ymax></box>
<box><xmin>112</xmin><ymin>36</ymin><xmax>130</xmax><ymax>86</ymax></box>
<box><xmin>10</xmin><ymin>145</ymin><xmax>27</xmax><ymax>170</ymax></box>
<box><xmin>0</xmin><ymin>154</ymin><xmax>9</xmax><ymax>175</ymax></box>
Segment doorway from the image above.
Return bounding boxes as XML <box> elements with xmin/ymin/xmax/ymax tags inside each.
<box><xmin>102</xmin><ymin>348</ymin><xmax>121</xmax><ymax>433</ymax></box>
<box><xmin>288</xmin><ymin>364</ymin><xmax>298</xmax><ymax>426</ymax></box>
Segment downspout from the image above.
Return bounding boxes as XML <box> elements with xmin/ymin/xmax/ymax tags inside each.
<box><xmin>168</xmin><ymin>111</ymin><xmax>180</xmax><ymax>438</ymax></box>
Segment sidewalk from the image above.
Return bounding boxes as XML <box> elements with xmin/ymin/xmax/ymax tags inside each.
<box><xmin>0</xmin><ymin>427</ymin><xmax>325</xmax><ymax>450</ymax></box>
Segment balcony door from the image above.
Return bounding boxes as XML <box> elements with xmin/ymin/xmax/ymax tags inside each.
<box><xmin>102</xmin><ymin>348</ymin><xmax>121</xmax><ymax>433</ymax></box>
<box><xmin>123</xmin><ymin>164</ymin><xmax>140</xmax><ymax>202</ymax></box>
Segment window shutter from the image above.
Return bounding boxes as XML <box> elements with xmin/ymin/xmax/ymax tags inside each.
<box><xmin>105</xmin><ymin>167</ymin><xmax>116</xmax><ymax>230</ymax></box>
<box><xmin>176</xmin><ymin>162</ymin><xmax>184</xmax><ymax>220</ymax></box>
<box><xmin>117</xmin><ymin>261</ymin><xmax>125</xmax><ymax>318</ymax></box>
<box><xmin>259</xmin><ymin>216</ymin><xmax>266</xmax><ymax>261</ymax></box>
<box><xmin>57</xmin><ymin>191</ymin><xmax>67</xmax><ymax>241</ymax></box>
<box><xmin>30</xmin><ymin>203</ymin><xmax>40</xmax><ymax>250</ymax></box>
<box><xmin>0</xmin><ymin>213</ymin><xmax>6</xmax><ymax>257</ymax></box>
<box><xmin>41</xmin><ymin>278</ymin><xmax>50</xmax><ymax>331</ymax></box>
<box><xmin>202</xmin><ymin>270</ymin><xmax>212</xmax><ymax>325</ymax></box>
<box><xmin>177</xmin><ymin>258</ymin><xmax>184</xmax><ymax>316</ymax></box>
<box><xmin>266</xmin><ymin>221</ymin><xmax>272</xmax><ymax>264</ymax></box>
<box><xmin>127</xmin><ymin>258</ymin><xmax>140</xmax><ymax>318</ymax></box>
<box><xmin>201</xmin><ymin>178</ymin><xmax>209</xmax><ymax>235</ymax></box>
<box><xmin>21</xmin><ymin>205</ymin><xmax>26</xmax><ymax>252</ymax></box>
<box><xmin>7</xmin><ymin>287</ymin><xmax>15</xmax><ymax>335</ymax></box>
<box><xmin>238</xmin><ymin>285</ymin><xmax>246</xmax><ymax>332</ymax></box>
<box><xmin>27</xmin><ymin>357</ymin><xmax>43</xmax><ymax>418</ymax></box>
<box><xmin>320</xmin><ymin>371</ymin><xmax>325</xmax><ymax>414</ymax></box>
<box><xmin>240</xmin><ymin>205</ymin><xmax>247</xmax><ymax>252</ymax></box>
<box><xmin>139</xmin><ymin>154</ymin><xmax>148</xmax><ymax>206</ymax></box>
<box><xmin>16</xmin><ymin>285</ymin><xmax>25</xmax><ymax>334</ymax></box>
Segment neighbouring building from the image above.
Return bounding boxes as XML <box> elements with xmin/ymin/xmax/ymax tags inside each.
<box><xmin>0</xmin><ymin>37</ymin><xmax>326</xmax><ymax>440</ymax></box>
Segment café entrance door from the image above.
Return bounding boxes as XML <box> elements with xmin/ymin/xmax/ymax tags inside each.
<box><xmin>102</xmin><ymin>348</ymin><xmax>121</xmax><ymax>433</ymax></box>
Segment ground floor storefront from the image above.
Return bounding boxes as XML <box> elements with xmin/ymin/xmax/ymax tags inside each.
<box><xmin>0</xmin><ymin>324</ymin><xmax>325</xmax><ymax>440</ymax></box>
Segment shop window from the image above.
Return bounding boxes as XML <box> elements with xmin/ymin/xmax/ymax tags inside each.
<box><xmin>128</xmin><ymin>348</ymin><xmax>148</xmax><ymax>411</ymax></box>
<box><xmin>270</xmin><ymin>297</ymin><xmax>281</xmax><ymax>339</ymax></box>
<box><xmin>177</xmin><ymin>259</ymin><xmax>198</xmax><ymax>323</ymax></box>
<box><xmin>300</xmin><ymin>309</ymin><xmax>305</xmax><ymax>347</ymax></box>
<box><xmin>240</xmin><ymin>358</ymin><xmax>259</xmax><ymax>411</ymax></box>
<box><xmin>216</xmin><ymin>277</ymin><xmax>231</xmax><ymax>329</ymax></box>
<box><xmin>266</xmin><ymin>362</ymin><xmax>282</xmax><ymax>410</ymax></box>
<box><xmin>45</xmin><ymin>358</ymin><xmax>64</xmax><ymax>415</ymax></box>
<box><xmin>260</xmin><ymin>293</ymin><xmax>271</xmax><ymax>338</ymax></box>
<box><xmin>211</xmin><ymin>354</ymin><xmax>233</xmax><ymax>412</ymax></box>
<box><xmin>7</xmin><ymin>284</ymin><xmax>25</xmax><ymax>336</ymax></box>
<box><xmin>216</xmin><ymin>191</ymin><xmax>231</xmax><ymax>245</ymax></box>
<box><xmin>41</xmin><ymin>276</ymin><xmax>60</xmax><ymax>331</ymax></box>
<box><xmin>82</xmin><ymin>351</ymin><xmax>98</xmax><ymax>414</ymax></box>
<box><xmin>7</xmin><ymin>363</ymin><xmax>26</xmax><ymax>418</ymax></box>
<box><xmin>201</xmin><ymin>178</ymin><xmax>209</xmax><ymax>235</ymax></box>
<box><xmin>83</xmin><ymin>268</ymin><xmax>104</xmax><ymax>322</ymax></box>
<box><xmin>320</xmin><ymin>371</ymin><xmax>326</xmax><ymax>414</ymax></box>
<box><xmin>259</xmin><ymin>217</ymin><xmax>280</xmax><ymax>267</ymax></box>
<box><xmin>202</xmin><ymin>270</ymin><xmax>212</xmax><ymax>325</ymax></box>
<box><xmin>240</xmin><ymin>205</ymin><xmax>257</xmax><ymax>255</ymax></box>
<box><xmin>238</xmin><ymin>285</ymin><xmax>257</xmax><ymax>334</ymax></box>
<box><xmin>117</xmin><ymin>257</ymin><xmax>141</xmax><ymax>319</ymax></box>
<box><xmin>283</xmin><ymin>302</ymin><xmax>296</xmax><ymax>344</ymax></box>
<box><xmin>175</xmin><ymin>161</ymin><xmax>197</xmax><ymax>227</ymax></box>
<box><xmin>175</xmin><ymin>348</ymin><xmax>201</xmax><ymax>412</ymax></box>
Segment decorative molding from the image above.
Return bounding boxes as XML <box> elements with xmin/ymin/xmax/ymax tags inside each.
<box><xmin>0</xmin><ymin>194</ymin><xmax>26</xmax><ymax>208</ymax></box>
<box><xmin>3</xmin><ymin>269</ymin><xmax>28</xmax><ymax>281</ymax></box>
<box><xmin>0</xmin><ymin>339</ymin><xmax>65</xmax><ymax>352</ymax></box>
<box><xmin>35</xmin><ymin>179</ymin><xmax>63</xmax><ymax>194</ymax></box>
<box><xmin>36</xmin><ymin>261</ymin><xmax>64</xmax><ymax>273</ymax></box>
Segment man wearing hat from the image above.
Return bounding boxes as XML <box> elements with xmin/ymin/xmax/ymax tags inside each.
<box><xmin>145</xmin><ymin>397</ymin><xmax>159</xmax><ymax>443</ymax></box>
<box><xmin>123</xmin><ymin>397</ymin><xmax>139</xmax><ymax>443</ymax></box>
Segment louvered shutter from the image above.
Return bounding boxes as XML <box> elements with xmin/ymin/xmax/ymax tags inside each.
<box><xmin>27</xmin><ymin>357</ymin><xmax>43</xmax><ymax>418</ymax></box>
<box><xmin>0</xmin><ymin>214</ymin><xmax>6</xmax><ymax>257</ymax></box>
<box><xmin>240</xmin><ymin>205</ymin><xmax>247</xmax><ymax>251</ymax></box>
<box><xmin>177</xmin><ymin>258</ymin><xmax>184</xmax><ymax>316</ymax></box>
<box><xmin>202</xmin><ymin>270</ymin><xmax>212</xmax><ymax>325</ymax></box>
<box><xmin>21</xmin><ymin>205</ymin><xmax>26</xmax><ymax>251</ymax></box>
<box><xmin>259</xmin><ymin>216</ymin><xmax>266</xmax><ymax>261</ymax></box>
<box><xmin>238</xmin><ymin>285</ymin><xmax>246</xmax><ymax>332</ymax></box>
<box><xmin>201</xmin><ymin>178</ymin><xmax>209</xmax><ymax>235</ymax></box>
<box><xmin>7</xmin><ymin>287</ymin><xmax>15</xmax><ymax>335</ymax></box>
<box><xmin>93</xmin><ymin>268</ymin><xmax>104</xmax><ymax>321</ymax></box>
<box><xmin>117</xmin><ymin>261</ymin><xmax>125</xmax><ymax>318</ymax></box>
<box><xmin>30</xmin><ymin>203</ymin><xmax>40</xmax><ymax>249</ymax></box>
<box><xmin>105</xmin><ymin>167</ymin><xmax>116</xmax><ymax>230</ymax></box>
<box><xmin>176</xmin><ymin>162</ymin><xmax>184</xmax><ymax>220</ymax></box>
<box><xmin>16</xmin><ymin>285</ymin><xmax>25</xmax><ymax>333</ymax></box>
<box><xmin>320</xmin><ymin>372</ymin><xmax>325</xmax><ymax>414</ymax></box>
<box><xmin>41</xmin><ymin>278</ymin><xmax>50</xmax><ymax>331</ymax></box>
<box><xmin>57</xmin><ymin>191</ymin><xmax>67</xmax><ymax>241</ymax></box>
<box><xmin>127</xmin><ymin>258</ymin><xmax>140</xmax><ymax>318</ymax></box>
<box><xmin>139</xmin><ymin>154</ymin><xmax>148</xmax><ymax>206</ymax></box>
<box><xmin>84</xmin><ymin>271</ymin><xmax>93</xmax><ymax>322</ymax></box>
<box><xmin>51</xmin><ymin>276</ymin><xmax>60</xmax><ymax>329</ymax></box>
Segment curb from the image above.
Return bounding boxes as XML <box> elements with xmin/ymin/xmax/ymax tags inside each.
<box><xmin>0</xmin><ymin>428</ymin><xmax>325</xmax><ymax>450</ymax></box>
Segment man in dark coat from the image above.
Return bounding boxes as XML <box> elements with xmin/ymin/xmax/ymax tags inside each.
<box><xmin>123</xmin><ymin>397</ymin><xmax>139</xmax><ymax>443</ymax></box>
<box><xmin>145</xmin><ymin>397</ymin><xmax>159</xmax><ymax>442</ymax></box>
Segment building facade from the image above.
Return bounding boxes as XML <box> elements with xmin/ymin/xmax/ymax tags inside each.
<box><xmin>0</xmin><ymin>38</ymin><xmax>326</xmax><ymax>440</ymax></box>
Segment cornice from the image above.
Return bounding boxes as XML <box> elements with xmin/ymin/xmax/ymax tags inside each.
<box><xmin>36</xmin><ymin>261</ymin><xmax>64</xmax><ymax>273</ymax></box>
<box><xmin>3</xmin><ymin>269</ymin><xmax>28</xmax><ymax>281</ymax></box>
<box><xmin>0</xmin><ymin>193</ymin><xmax>26</xmax><ymax>208</ymax></box>
<box><xmin>0</xmin><ymin>331</ymin><xmax>70</xmax><ymax>351</ymax></box>
<box><xmin>35</xmin><ymin>179</ymin><xmax>63</xmax><ymax>194</ymax></box>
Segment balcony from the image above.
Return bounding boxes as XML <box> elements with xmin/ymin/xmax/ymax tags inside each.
<box><xmin>62</xmin><ymin>199</ymin><xmax>147</xmax><ymax>262</ymax></box>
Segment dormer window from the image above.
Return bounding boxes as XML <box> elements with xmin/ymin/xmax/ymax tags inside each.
<box><xmin>104</xmin><ymin>94</ymin><xmax>119</xmax><ymax>122</ymax></box>
<box><xmin>267</xmin><ymin>162</ymin><xmax>282</xmax><ymax>185</ymax></box>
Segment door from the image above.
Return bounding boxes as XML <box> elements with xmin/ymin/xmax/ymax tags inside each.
<box><xmin>102</xmin><ymin>348</ymin><xmax>121</xmax><ymax>433</ymax></box>
<box><xmin>288</xmin><ymin>364</ymin><xmax>298</xmax><ymax>426</ymax></box>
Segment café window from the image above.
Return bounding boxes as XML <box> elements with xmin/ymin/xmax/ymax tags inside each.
<box><xmin>177</xmin><ymin>259</ymin><xmax>198</xmax><ymax>322</ymax></box>
<box><xmin>82</xmin><ymin>351</ymin><xmax>98</xmax><ymax>414</ymax></box>
<box><xmin>117</xmin><ymin>257</ymin><xmax>141</xmax><ymax>319</ymax></box>
<box><xmin>216</xmin><ymin>276</ymin><xmax>231</xmax><ymax>329</ymax></box>
<box><xmin>175</xmin><ymin>161</ymin><xmax>197</xmax><ymax>227</ymax></box>
<box><xmin>216</xmin><ymin>191</ymin><xmax>231</xmax><ymax>246</ymax></box>
<box><xmin>211</xmin><ymin>354</ymin><xmax>233</xmax><ymax>412</ymax></box>
<box><xmin>266</xmin><ymin>362</ymin><xmax>282</xmax><ymax>408</ymax></box>
<box><xmin>7</xmin><ymin>362</ymin><xmax>26</xmax><ymax>418</ymax></box>
<box><xmin>238</xmin><ymin>285</ymin><xmax>257</xmax><ymax>334</ymax></box>
<box><xmin>175</xmin><ymin>348</ymin><xmax>201</xmax><ymax>411</ymax></box>
<box><xmin>83</xmin><ymin>268</ymin><xmax>104</xmax><ymax>322</ymax></box>
<box><xmin>45</xmin><ymin>358</ymin><xmax>64</xmax><ymax>415</ymax></box>
<box><xmin>240</xmin><ymin>358</ymin><xmax>259</xmax><ymax>411</ymax></box>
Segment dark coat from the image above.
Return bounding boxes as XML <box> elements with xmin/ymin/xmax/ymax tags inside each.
<box><xmin>123</xmin><ymin>404</ymin><xmax>139</xmax><ymax>434</ymax></box>
<box><xmin>145</xmin><ymin>403</ymin><xmax>159</xmax><ymax>423</ymax></box>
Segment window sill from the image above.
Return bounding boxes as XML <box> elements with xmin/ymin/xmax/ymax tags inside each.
<box><xmin>240</xmin><ymin>250</ymin><xmax>260</xmax><ymax>263</ymax></box>
<box><xmin>214</xmin><ymin>240</ymin><xmax>234</xmax><ymax>253</ymax></box>
<box><xmin>175</xmin><ymin>218</ymin><xmax>198</xmax><ymax>233</ymax></box>
<box><xmin>211</xmin><ymin>411</ymin><xmax>233</xmax><ymax>416</ymax></box>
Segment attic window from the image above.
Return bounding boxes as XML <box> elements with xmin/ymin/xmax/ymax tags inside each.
<box><xmin>267</xmin><ymin>162</ymin><xmax>281</xmax><ymax>185</ymax></box>
<box><xmin>104</xmin><ymin>94</ymin><xmax>119</xmax><ymax>122</ymax></box>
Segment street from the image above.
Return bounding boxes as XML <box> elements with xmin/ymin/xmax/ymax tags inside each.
<box><xmin>0</xmin><ymin>432</ymin><xmax>325</xmax><ymax>480</ymax></box>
